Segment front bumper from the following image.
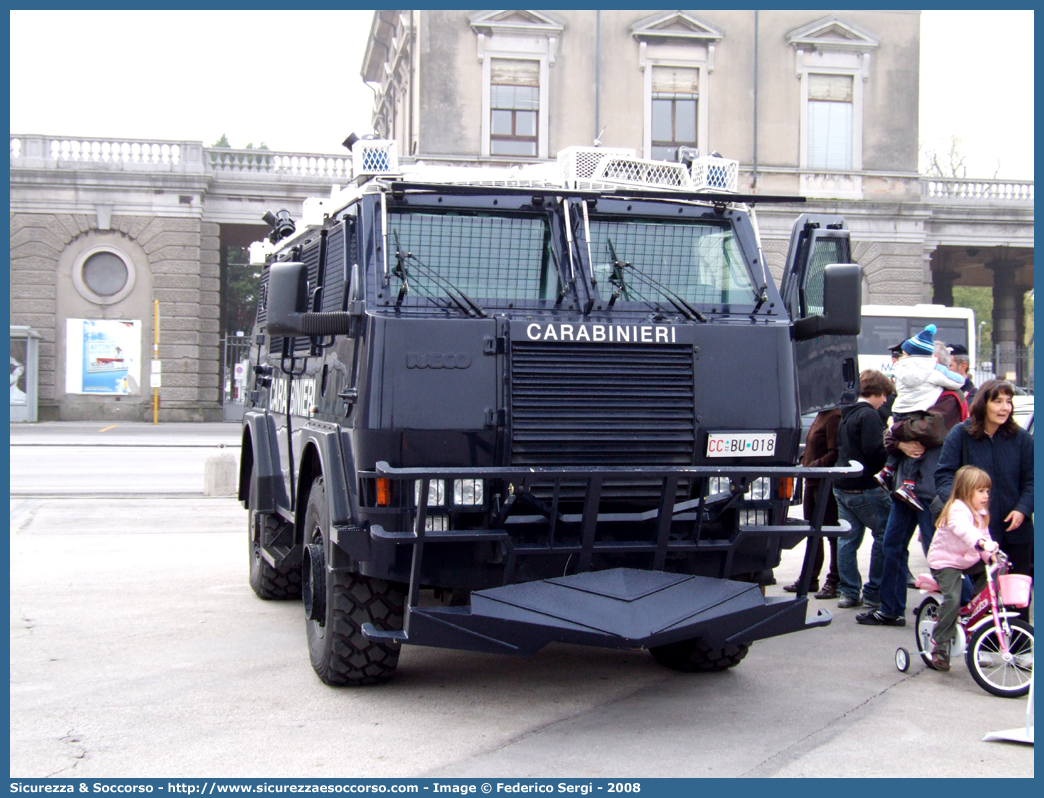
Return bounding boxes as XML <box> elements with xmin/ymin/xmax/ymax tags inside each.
<box><xmin>359</xmin><ymin>460</ymin><xmax>858</xmax><ymax>655</ymax></box>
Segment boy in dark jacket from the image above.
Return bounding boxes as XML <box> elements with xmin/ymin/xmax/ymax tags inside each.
<box><xmin>833</xmin><ymin>371</ymin><xmax>894</xmax><ymax>609</ymax></box>
<box><xmin>857</xmin><ymin>364</ymin><xmax>967</xmax><ymax>627</ymax></box>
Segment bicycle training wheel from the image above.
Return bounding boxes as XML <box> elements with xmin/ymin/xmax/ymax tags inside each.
<box><xmin>895</xmin><ymin>647</ymin><xmax>910</xmax><ymax>673</ymax></box>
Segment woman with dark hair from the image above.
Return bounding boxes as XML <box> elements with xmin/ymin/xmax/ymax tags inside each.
<box><xmin>934</xmin><ymin>379</ymin><xmax>1034</xmax><ymax>576</ymax></box>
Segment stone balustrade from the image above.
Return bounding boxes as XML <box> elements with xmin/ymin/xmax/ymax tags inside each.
<box><xmin>922</xmin><ymin>177</ymin><xmax>1034</xmax><ymax>202</ymax></box>
<box><xmin>208</xmin><ymin>147</ymin><xmax>352</xmax><ymax>179</ymax></box>
<box><xmin>10</xmin><ymin>134</ymin><xmax>349</xmax><ymax>181</ymax></box>
<box><xmin>11</xmin><ymin>134</ymin><xmax>204</xmax><ymax>173</ymax></box>
<box><xmin>11</xmin><ymin>135</ymin><xmax>1036</xmax><ymax>202</ymax></box>
<box><xmin>49</xmin><ymin>137</ymin><xmax>183</xmax><ymax>165</ymax></box>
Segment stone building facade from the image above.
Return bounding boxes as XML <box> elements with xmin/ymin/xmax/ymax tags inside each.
<box><xmin>8</xmin><ymin>11</ymin><xmax>1033</xmax><ymax>420</ymax></box>
<box><xmin>10</xmin><ymin>211</ymin><xmax>220</xmax><ymax>420</ymax></box>
<box><xmin>361</xmin><ymin>9</ymin><xmax>1032</xmax><ymax>355</ymax></box>
<box><xmin>9</xmin><ymin>137</ymin><xmax>343</xmax><ymax>421</ymax></box>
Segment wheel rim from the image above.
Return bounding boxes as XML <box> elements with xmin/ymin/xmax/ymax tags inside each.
<box><xmin>248</xmin><ymin>477</ymin><xmax>262</xmax><ymax>567</ymax></box>
<box><xmin>250</xmin><ymin>513</ymin><xmax>262</xmax><ymax>566</ymax></box>
<box><xmin>306</xmin><ymin>526</ymin><xmax>326</xmax><ymax>639</ymax></box>
<box><xmin>972</xmin><ymin>625</ymin><xmax>1033</xmax><ymax>694</ymax></box>
<box><xmin>303</xmin><ymin>542</ymin><xmax>326</xmax><ymax>623</ymax></box>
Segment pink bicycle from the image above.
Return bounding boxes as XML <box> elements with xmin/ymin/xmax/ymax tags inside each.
<box><xmin>895</xmin><ymin>552</ymin><xmax>1034</xmax><ymax>697</ymax></box>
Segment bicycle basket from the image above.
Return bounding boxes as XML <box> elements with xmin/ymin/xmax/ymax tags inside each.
<box><xmin>998</xmin><ymin>574</ymin><xmax>1032</xmax><ymax>608</ymax></box>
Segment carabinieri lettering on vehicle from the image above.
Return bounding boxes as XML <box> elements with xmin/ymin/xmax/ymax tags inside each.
<box><xmin>267</xmin><ymin>376</ymin><xmax>317</xmax><ymax>416</ymax></box>
<box><xmin>525</xmin><ymin>323</ymin><xmax>676</xmax><ymax>344</ymax></box>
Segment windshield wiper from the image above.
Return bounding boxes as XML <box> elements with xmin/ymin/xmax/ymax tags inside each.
<box><xmin>605</xmin><ymin>238</ymin><xmax>631</xmax><ymax>309</ymax></box>
<box><xmin>392</xmin><ymin>232</ymin><xmax>487</xmax><ymax>318</ymax></box>
<box><xmin>604</xmin><ymin>237</ymin><xmax>707</xmax><ymax>322</ymax></box>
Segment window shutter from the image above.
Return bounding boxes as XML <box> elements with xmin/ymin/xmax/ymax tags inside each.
<box><xmin>808</xmin><ymin>73</ymin><xmax>853</xmax><ymax>102</ymax></box>
<box><xmin>652</xmin><ymin>66</ymin><xmax>698</xmax><ymax>95</ymax></box>
<box><xmin>808</xmin><ymin>102</ymin><xmax>853</xmax><ymax>170</ymax></box>
<box><xmin>491</xmin><ymin>58</ymin><xmax>540</xmax><ymax>87</ymax></box>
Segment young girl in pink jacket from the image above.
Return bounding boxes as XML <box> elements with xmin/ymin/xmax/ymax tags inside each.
<box><xmin>926</xmin><ymin>466</ymin><xmax>999</xmax><ymax>671</ymax></box>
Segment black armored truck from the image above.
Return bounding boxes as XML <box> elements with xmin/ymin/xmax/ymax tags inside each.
<box><xmin>240</xmin><ymin>139</ymin><xmax>862</xmax><ymax>685</ymax></box>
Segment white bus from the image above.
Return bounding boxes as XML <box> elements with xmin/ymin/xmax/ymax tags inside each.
<box><xmin>858</xmin><ymin>304</ymin><xmax>976</xmax><ymax>376</ymax></box>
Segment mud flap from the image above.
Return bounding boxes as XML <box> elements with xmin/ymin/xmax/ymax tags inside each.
<box><xmin>363</xmin><ymin>567</ymin><xmax>831</xmax><ymax>656</ymax></box>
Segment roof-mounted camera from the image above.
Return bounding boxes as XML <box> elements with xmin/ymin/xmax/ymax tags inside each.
<box><xmin>262</xmin><ymin>209</ymin><xmax>296</xmax><ymax>243</ymax></box>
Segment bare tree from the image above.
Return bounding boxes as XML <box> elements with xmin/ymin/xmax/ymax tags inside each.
<box><xmin>921</xmin><ymin>135</ymin><xmax>1002</xmax><ymax>179</ymax></box>
<box><xmin>921</xmin><ymin>135</ymin><xmax>967</xmax><ymax>177</ymax></box>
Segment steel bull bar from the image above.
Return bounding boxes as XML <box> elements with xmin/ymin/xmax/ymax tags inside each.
<box><xmin>361</xmin><ymin>460</ymin><xmax>861</xmax><ymax>656</ymax></box>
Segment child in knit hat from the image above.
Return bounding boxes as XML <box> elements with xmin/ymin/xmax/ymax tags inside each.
<box><xmin>874</xmin><ymin>324</ymin><xmax>965</xmax><ymax>509</ymax></box>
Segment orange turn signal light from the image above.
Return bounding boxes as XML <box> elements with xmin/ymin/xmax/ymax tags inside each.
<box><xmin>777</xmin><ymin>478</ymin><xmax>794</xmax><ymax>500</ymax></box>
<box><xmin>376</xmin><ymin>478</ymin><xmax>391</xmax><ymax>507</ymax></box>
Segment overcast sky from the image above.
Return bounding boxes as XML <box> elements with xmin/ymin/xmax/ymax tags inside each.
<box><xmin>9</xmin><ymin>9</ymin><xmax>1034</xmax><ymax>179</ymax></box>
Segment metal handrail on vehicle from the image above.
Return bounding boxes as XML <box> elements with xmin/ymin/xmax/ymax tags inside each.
<box><xmin>367</xmin><ymin>460</ymin><xmax>861</xmax><ymax>609</ymax></box>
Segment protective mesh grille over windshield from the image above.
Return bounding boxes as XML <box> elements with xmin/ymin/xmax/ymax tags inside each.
<box><xmin>588</xmin><ymin>219</ymin><xmax>756</xmax><ymax>307</ymax></box>
<box><xmin>389</xmin><ymin>211</ymin><xmax>559</xmax><ymax>302</ymax></box>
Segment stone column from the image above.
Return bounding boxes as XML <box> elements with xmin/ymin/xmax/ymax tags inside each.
<box><xmin>987</xmin><ymin>260</ymin><xmax>1019</xmax><ymax>382</ymax></box>
<box><xmin>199</xmin><ymin>222</ymin><xmax>222</xmax><ymax>417</ymax></box>
<box><xmin>932</xmin><ymin>270</ymin><xmax>957</xmax><ymax>307</ymax></box>
<box><xmin>921</xmin><ymin>249</ymin><xmax>934</xmax><ymax>303</ymax></box>
<box><xmin>1015</xmin><ymin>288</ymin><xmax>1028</xmax><ymax>387</ymax></box>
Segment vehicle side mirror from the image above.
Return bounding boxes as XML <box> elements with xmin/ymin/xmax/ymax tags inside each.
<box><xmin>266</xmin><ymin>261</ymin><xmax>353</xmax><ymax>337</ymax></box>
<box><xmin>266</xmin><ymin>262</ymin><xmax>310</xmax><ymax>336</ymax></box>
<box><xmin>792</xmin><ymin>263</ymin><xmax>862</xmax><ymax>340</ymax></box>
<box><xmin>347</xmin><ymin>262</ymin><xmax>364</xmax><ymax>317</ymax></box>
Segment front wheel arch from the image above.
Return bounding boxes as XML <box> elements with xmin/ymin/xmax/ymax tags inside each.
<box><xmin>294</xmin><ymin>441</ymin><xmax>325</xmax><ymax>549</ymax></box>
<box><xmin>238</xmin><ymin>430</ymin><xmax>254</xmax><ymax>506</ymax></box>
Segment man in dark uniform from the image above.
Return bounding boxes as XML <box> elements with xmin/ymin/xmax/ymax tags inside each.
<box><xmin>878</xmin><ymin>342</ymin><xmax>904</xmax><ymax>424</ymax></box>
<box><xmin>947</xmin><ymin>344</ymin><xmax>976</xmax><ymax>403</ymax></box>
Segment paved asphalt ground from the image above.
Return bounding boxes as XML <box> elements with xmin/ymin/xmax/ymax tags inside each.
<box><xmin>9</xmin><ymin>422</ymin><xmax>1034</xmax><ymax>778</ymax></box>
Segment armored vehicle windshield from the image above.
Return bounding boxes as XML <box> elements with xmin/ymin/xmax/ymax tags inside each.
<box><xmin>587</xmin><ymin>216</ymin><xmax>757</xmax><ymax>310</ymax></box>
<box><xmin>387</xmin><ymin>209</ymin><xmax>563</xmax><ymax>307</ymax></box>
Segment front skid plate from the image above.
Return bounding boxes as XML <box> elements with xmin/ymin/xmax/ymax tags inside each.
<box><xmin>362</xmin><ymin>568</ymin><xmax>831</xmax><ymax>656</ymax></box>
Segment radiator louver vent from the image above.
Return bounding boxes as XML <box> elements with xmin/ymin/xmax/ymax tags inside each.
<box><xmin>257</xmin><ymin>267</ymin><xmax>269</xmax><ymax>326</ymax></box>
<box><xmin>292</xmin><ymin>244</ymin><xmax>323</xmax><ymax>354</ymax></box>
<box><xmin>510</xmin><ymin>342</ymin><xmax>696</xmax><ymax>466</ymax></box>
<box><xmin>321</xmin><ymin>225</ymin><xmax>345</xmax><ymax>313</ymax></box>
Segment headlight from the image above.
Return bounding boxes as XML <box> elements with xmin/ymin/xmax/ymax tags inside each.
<box><xmin>453</xmin><ymin>479</ymin><xmax>483</xmax><ymax>506</ymax></box>
<box><xmin>739</xmin><ymin>508</ymin><xmax>769</xmax><ymax>527</ymax></box>
<box><xmin>415</xmin><ymin>479</ymin><xmax>445</xmax><ymax>507</ymax></box>
<box><xmin>748</xmin><ymin>477</ymin><xmax>771</xmax><ymax>500</ymax></box>
<box><xmin>425</xmin><ymin>515</ymin><xmax>449</xmax><ymax>532</ymax></box>
<box><xmin>707</xmin><ymin>476</ymin><xmax>731</xmax><ymax>496</ymax></box>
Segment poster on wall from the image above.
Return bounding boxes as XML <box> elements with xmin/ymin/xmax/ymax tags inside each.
<box><xmin>10</xmin><ymin>338</ymin><xmax>28</xmax><ymax>405</ymax></box>
<box><xmin>65</xmin><ymin>319</ymin><xmax>142</xmax><ymax>395</ymax></box>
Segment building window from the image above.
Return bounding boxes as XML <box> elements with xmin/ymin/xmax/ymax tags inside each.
<box><xmin>471</xmin><ymin>10</ymin><xmax>561</xmax><ymax>159</ymax></box>
<box><xmin>82</xmin><ymin>251</ymin><xmax>129</xmax><ymax>297</ymax></box>
<box><xmin>72</xmin><ymin>245</ymin><xmax>136</xmax><ymax>306</ymax></box>
<box><xmin>490</xmin><ymin>59</ymin><xmax>539</xmax><ymax>157</ymax></box>
<box><xmin>807</xmin><ymin>73</ymin><xmax>853</xmax><ymax>170</ymax></box>
<box><xmin>650</xmin><ymin>66</ymin><xmax>698</xmax><ymax>161</ymax></box>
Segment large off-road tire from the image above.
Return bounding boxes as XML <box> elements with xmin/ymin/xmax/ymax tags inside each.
<box><xmin>248</xmin><ymin>465</ymin><xmax>302</xmax><ymax>600</ymax></box>
<box><xmin>649</xmin><ymin>638</ymin><xmax>750</xmax><ymax>672</ymax></box>
<box><xmin>966</xmin><ymin>618</ymin><xmax>1033</xmax><ymax>698</ymax></box>
<box><xmin>303</xmin><ymin>476</ymin><xmax>405</xmax><ymax>686</ymax></box>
